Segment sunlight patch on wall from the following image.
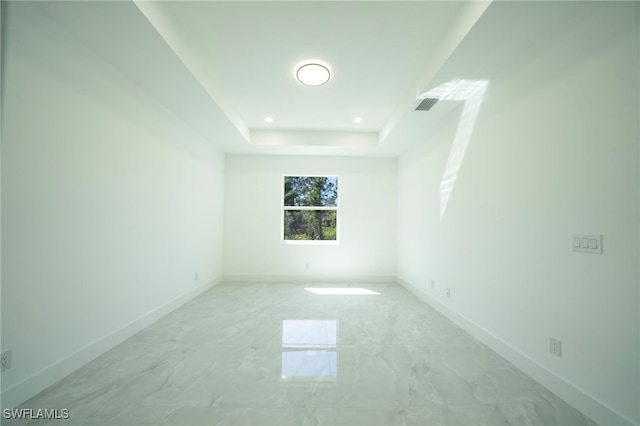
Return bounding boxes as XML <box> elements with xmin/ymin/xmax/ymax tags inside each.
<box><xmin>419</xmin><ymin>80</ymin><xmax>488</xmax><ymax>220</ymax></box>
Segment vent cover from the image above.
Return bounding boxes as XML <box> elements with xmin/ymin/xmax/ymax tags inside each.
<box><xmin>415</xmin><ymin>98</ymin><xmax>439</xmax><ymax>111</ymax></box>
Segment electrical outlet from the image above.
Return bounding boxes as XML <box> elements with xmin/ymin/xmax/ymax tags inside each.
<box><xmin>1</xmin><ymin>350</ymin><xmax>12</xmax><ymax>372</ymax></box>
<box><xmin>195</xmin><ymin>273</ymin><xmax>199</xmax><ymax>281</ymax></box>
<box><xmin>549</xmin><ymin>338</ymin><xmax>562</xmax><ymax>357</ymax></box>
<box><xmin>445</xmin><ymin>288</ymin><xmax>451</xmax><ymax>298</ymax></box>
<box><xmin>430</xmin><ymin>280</ymin><xmax>435</xmax><ymax>289</ymax></box>
<box><xmin>306</xmin><ymin>263</ymin><xmax>310</xmax><ymax>269</ymax></box>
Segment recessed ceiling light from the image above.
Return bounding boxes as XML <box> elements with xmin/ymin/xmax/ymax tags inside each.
<box><xmin>296</xmin><ymin>63</ymin><xmax>331</xmax><ymax>86</ymax></box>
<box><xmin>353</xmin><ymin>117</ymin><xmax>363</xmax><ymax>123</ymax></box>
<box><xmin>264</xmin><ymin>116</ymin><xmax>273</xmax><ymax>123</ymax></box>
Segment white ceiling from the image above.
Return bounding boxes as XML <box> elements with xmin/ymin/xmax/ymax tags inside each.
<box><xmin>33</xmin><ymin>0</ymin><xmax>579</xmax><ymax>157</ymax></box>
<box><xmin>141</xmin><ymin>1</ymin><xmax>466</xmax><ymax>132</ymax></box>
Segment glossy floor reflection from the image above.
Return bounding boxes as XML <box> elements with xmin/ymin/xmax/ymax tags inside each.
<box><xmin>4</xmin><ymin>282</ymin><xmax>596</xmax><ymax>425</ymax></box>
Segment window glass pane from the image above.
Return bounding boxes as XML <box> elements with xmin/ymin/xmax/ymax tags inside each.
<box><xmin>284</xmin><ymin>210</ymin><xmax>337</xmax><ymax>240</ymax></box>
<box><xmin>284</xmin><ymin>176</ymin><xmax>338</xmax><ymax>207</ymax></box>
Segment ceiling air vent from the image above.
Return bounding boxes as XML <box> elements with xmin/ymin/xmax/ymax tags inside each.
<box><xmin>415</xmin><ymin>98</ymin><xmax>439</xmax><ymax>111</ymax></box>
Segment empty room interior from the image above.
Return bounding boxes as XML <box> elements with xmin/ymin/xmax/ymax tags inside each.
<box><xmin>1</xmin><ymin>1</ymin><xmax>639</xmax><ymax>425</ymax></box>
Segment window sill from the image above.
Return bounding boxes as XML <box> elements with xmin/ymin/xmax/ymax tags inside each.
<box><xmin>282</xmin><ymin>240</ymin><xmax>339</xmax><ymax>245</ymax></box>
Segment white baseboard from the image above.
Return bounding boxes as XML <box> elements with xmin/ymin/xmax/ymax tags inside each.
<box><xmin>1</xmin><ymin>276</ymin><xmax>221</xmax><ymax>410</ymax></box>
<box><xmin>222</xmin><ymin>273</ymin><xmax>397</xmax><ymax>283</ymax></box>
<box><xmin>397</xmin><ymin>277</ymin><xmax>634</xmax><ymax>426</ymax></box>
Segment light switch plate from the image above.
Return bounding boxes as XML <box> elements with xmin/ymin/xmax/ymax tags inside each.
<box><xmin>572</xmin><ymin>234</ymin><xmax>602</xmax><ymax>254</ymax></box>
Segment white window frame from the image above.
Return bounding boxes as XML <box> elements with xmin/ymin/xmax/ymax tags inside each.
<box><xmin>281</xmin><ymin>175</ymin><xmax>339</xmax><ymax>245</ymax></box>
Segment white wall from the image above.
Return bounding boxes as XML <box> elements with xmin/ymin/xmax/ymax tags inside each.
<box><xmin>0</xmin><ymin>0</ymin><xmax>4</xmax><ymax>401</ymax></box>
<box><xmin>223</xmin><ymin>155</ymin><xmax>396</xmax><ymax>282</ymax></box>
<box><xmin>398</xmin><ymin>2</ymin><xmax>639</xmax><ymax>425</ymax></box>
<box><xmin>1</xmin><ymin>2</ymin><xmax>225</xmax><ymax>408</ymax></box>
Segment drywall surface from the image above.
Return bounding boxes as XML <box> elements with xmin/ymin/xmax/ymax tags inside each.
<box><xmin>0</xmin><ymin>0</ymin><xmax>3</xmax><ymax>402</ymax></box>
<box><xmin>1</xmin><ymin>2</ymin><xmax>225</xmax><ymax>407</ymax></box>
<box><xmin>223</xmin><ymin>155</ymin><xmax>397</xmax><ymax>281</ymax></box>
<box><xmin>398</xmin><ymin>2</ymin><xmax>639</xmax><ymax>424</ymax></box>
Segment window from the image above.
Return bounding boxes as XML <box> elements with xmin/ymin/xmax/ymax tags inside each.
<box><xmin>283</xmin><ymin>176</ymin><xmax>338</xmax><ymax>242</ymax></box>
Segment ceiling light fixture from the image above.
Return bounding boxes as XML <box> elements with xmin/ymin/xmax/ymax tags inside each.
<box><xmin>353</xmin><ymin>117</ymin><xmax>363</xmax><ymax>123</ymax></box>
<box><xmin>264</xmin><ymin>116</ymin><xmax>273</xmax><ymax>123</ymax></box>
<box><xmin>296</xmin><ymin>63</ymin><xmax>331</xmax><ymax>86</ymax></box>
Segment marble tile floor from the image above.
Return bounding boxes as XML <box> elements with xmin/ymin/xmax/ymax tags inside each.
<box><xmin>3</xmin><ymin>282</ymin><xmax>596</xmax><ymax>426</ymax></box>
